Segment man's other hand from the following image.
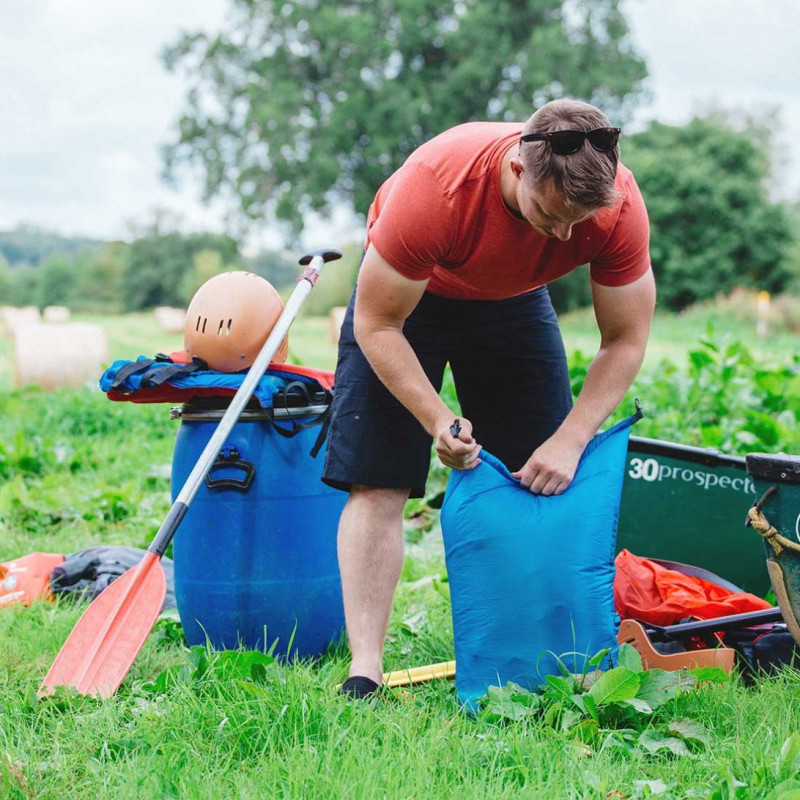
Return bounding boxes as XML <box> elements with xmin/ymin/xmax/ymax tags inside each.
<box><xmin>512</xmin><ymin>431</ymin><xmax>585</xmax><ymax>495</ymax></box>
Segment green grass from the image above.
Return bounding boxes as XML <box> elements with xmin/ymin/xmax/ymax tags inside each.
<box><xmin>2</xmin><ymin>308</ymin><xmax>800</xmax><ymax>798</ymax></box>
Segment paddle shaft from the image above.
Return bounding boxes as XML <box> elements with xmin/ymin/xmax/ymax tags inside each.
<box><xmin>148</xmin><ymin>255</ymin><xmax>329</xmax><ymax>559</ymax></box>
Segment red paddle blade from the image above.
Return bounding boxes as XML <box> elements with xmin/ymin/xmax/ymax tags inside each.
<box><xmin>39</xmin><ymin>552</ymin><xmax>167</xmax><ymax>699</ymax></box>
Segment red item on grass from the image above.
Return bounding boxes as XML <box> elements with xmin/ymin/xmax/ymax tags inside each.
<box><xmin>613</xmin><ymin>548</ymin><xmax>771</xmax><ymax>626</ymax></box>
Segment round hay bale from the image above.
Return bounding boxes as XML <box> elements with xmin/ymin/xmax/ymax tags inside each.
<box><xmin>43</xmin><ymin>305</ymin><xmax>71</xmax><ymax>323</ymax></box>
<box><xmin>154</xmin><ymin>306</ymin><xmax>186</xmax><ymax>334</ymax></box>
<box><xmin>1</xmin><ymin>306</ymin><xmax>41</xmax><ymax>338</ymax></box>
<box><xmin>13</xmin><ymin>322</ymin><xmax>109</xmax><ymax>391</ymax></box>
<box><xmin>329</xmin><ymin>306</ymin><xmax>347</xmax><ymax>343</ymax></box>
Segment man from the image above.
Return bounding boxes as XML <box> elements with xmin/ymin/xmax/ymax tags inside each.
<box><xmin>323</xmin><ymin>99</ymin><xmax>656</xmax><ymax>699</ymax></box>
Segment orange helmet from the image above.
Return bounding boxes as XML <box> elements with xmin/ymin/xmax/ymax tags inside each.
<box><xmin>184</xmin><ymin>271</ymin><xmax>288</xmax><ymax>372</ymax></box>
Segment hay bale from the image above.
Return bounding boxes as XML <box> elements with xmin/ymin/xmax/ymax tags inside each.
<box><xmin>154</xmin><ymin>306</ymin><xmax>186</xmax><ymax>334</ymax></box>
<box><xmin>13</xmin><ymin>322</ymin><xmax>109</xmax><ymax>391</ymax></box>
<box><xmin>329</xmin><ymin>306</ymin><xmax>347</xmax><ymax>343</ymax></box>
<box><xmin>1</xmin><ymin>306</ymin><xmax>41</xmax><ymax>338</ymax></box>
<box><xmin>43</xmin><ymin>305</ymin><xmax>71</xmax><ymax>323</ymax></box>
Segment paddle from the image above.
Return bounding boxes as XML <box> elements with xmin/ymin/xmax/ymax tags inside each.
<box><xmin>40</xmin><ymin>249</ymin><xmax>342</xmax><ymax>699</ymax></box>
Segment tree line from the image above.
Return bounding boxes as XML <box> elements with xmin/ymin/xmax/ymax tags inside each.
<box><xmin>1</xmin><ymin>0</ymin><xmax>798</xmax><ymax>314</ymax></box>
<box><xmin>2</xmin><ymin>110</ymin><xmax>796</xmax><ymax>316</ymax></box>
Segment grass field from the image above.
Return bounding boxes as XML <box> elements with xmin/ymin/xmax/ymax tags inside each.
<box><xmin>1</xmin><ymin>305</ymin><xmax>799</xmax><ymax>799</ymax></box>
<box><xmin>1</xmin><ymin>300</ymin><xmax>796</xmax><ymax>391</ymax></box>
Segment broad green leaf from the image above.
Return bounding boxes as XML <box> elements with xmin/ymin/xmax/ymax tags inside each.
<box><xmin>776</xmin><ymin>790</ymin><xmax>800</xmax><ymax>800</ymax></box>
<box><xmin>764</xmin><ymin>779</ymin><xmax>800</xmax><ymax>800</ymax></box>
<box><xmin>582</xmin><ymin>693</ymin><xmax>598</xmax><ymax>722</ymax></box>
<box><xmin>558</xmin><ymin>707</ymin><xmax>583</xmax><ymax>734</ymax></box>
<box><xmin>568</xmin><ymin>694</ymin><xmax>587</xmax><ymax>714</ymax></box>
<box><xmin>618</xmin><ymin>642</ymin><xmax>643</xmax><ymax>673</ymax></box>
<box><xmin>587</xmin><ymin>667</ymin><xmax>640</xmax><ymax>706</ymax></box>
<box><xmin>669</xmin><ymin>718</ymin><xmax>710</xmax><ymax>748</ymax></box>
<box><xmin>236</xmin><ymin>680</ymin><xmax>270</xmax><ymax>699</ymax></box>
<box><xmin>543</xmin><ymin>699</ymin><xmax>563</xmax><ymax>728</ymax></box>
<box><xmin>598</xmin><ymin>729</ymin><xmax>639</xmax><ymax>755</ymax></box>
<box><xmin>505</xmin><ymin>681</ymin><xmax>538</xmax><ymax>703</ymax></box>
<box><xmin>637</xmin><ymin>670</ymin><xmax>685</xmax><ymax>710</ymax></box>
<box><xmin>482</xmin><ymin>683</ymin><xmax>539</xmax><ymax>722</ymax></box>
<box><xmin>690</xmin><ymin>666</ymin><xmax>731</xmax><ymax>684</ymax></box>
<box><xmin>637</xmin><ymin>730</ymin><xmax>691</xmax><ymax>757</ymax></box>
<box><xmin>588</xmin><ymin>647</ymin><xmax>612</xmax><ymax>667</ymax></box>
<box><xmin>780</xmin><ymin>733</ymin><xmax>800</xmax><ymax>779</ymax></box>
<box><xmin>568</xmin><ymin>718</ymin><xmax>599</xmax><ymax>745</ymax></box>
<box><xmin>432</xmin><ymin>577</ymin><xmax>451</xmax><ymax>603</ymax></box>
<box><xmin>616</xmin><ymin>697</ymin><xmax>654</xmax><ymax>716</ymax></box>
<box><xmin>633</xmin><ymin>779</ymin><xmax>673</xmax><ymax>795</ymax></box>
<box><xmin>544</xmin><ymin>674</ymin><xmax>576</xmax><ymax>702</ymax></box>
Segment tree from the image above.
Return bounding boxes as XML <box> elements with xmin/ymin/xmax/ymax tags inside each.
<box><xmin>247</xmin><ymin>248</ymin><xmax>304</xmax><ymax>292</ymax></box>
<box><xmin>37</xmin><ymin>255</ymin><xmax>76</xmax><ymax>309</ymax></box>
<box><xmin>163</xmin><ymin>0</ymin><xmax>647</xmax><ymax>235</ymax></box>
<box><xmin>0</xmin><ymin>254</ymin><xmax>12</xmax><ymax>302</ymax></box>
<box><xmin>4</xmin><ymin>265</ymin><xmax>38</xmax><ymax>307</ymax></box>
<box><xmin>623</xmin><ymin>115</ymin><xmax>793</xmax><ymax>310</ymax></box>
<box><xmin>122</xmin><ymin>232</ymin><xmax>241</xmax><ymax>310</ymax></box>
<box><xmin>71</xmin><ymin>242</ymin><xmax>127</xmax><ymax>313</ymax></box>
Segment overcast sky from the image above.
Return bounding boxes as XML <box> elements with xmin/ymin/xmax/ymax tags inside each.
<box><xmin>1</xmin><ymin>0</ymin><xmax>798</xmax><ymax>249</ymax></box>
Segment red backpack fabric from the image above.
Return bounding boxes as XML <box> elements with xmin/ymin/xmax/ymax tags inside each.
<box><xmin>614</xmin><ymin>549</ymin><xmax>771</xmax><ymax>626</ymax></box>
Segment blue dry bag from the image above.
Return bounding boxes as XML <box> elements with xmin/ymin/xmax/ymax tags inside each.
<box><xmin>441</xmin><ymin>412</ymin><xmax>639</xmax><ymax>710</ymax></box>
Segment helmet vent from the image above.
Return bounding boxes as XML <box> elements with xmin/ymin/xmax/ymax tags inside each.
<box><xmin>216</xmin><ymin>318</ymin><xmax>233</xmax><ymax>336</ymax></box>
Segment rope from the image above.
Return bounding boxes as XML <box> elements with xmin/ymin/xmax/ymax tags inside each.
<box><xmin>748</xmin><ymin>506</ymin><xmax>800</xmax><ymax>557</ymax></box>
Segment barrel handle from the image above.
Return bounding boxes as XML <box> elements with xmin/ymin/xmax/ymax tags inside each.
<box><xmin>205</xmin><ymin>448</ymin><xmax>256</xmax><ymax>492</ymax></box>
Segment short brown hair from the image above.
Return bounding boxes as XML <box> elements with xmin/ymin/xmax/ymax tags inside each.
<box><xmin>520</xmin><ymin>99</ymin><xmax>619</xmax><ymax>210</ymax></box>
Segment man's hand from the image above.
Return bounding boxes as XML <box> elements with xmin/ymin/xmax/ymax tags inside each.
<box><xmin>511</xmin><ymin>429</ymin><xmax>585</xmax><ymax>495</ymax></box>
<box><xmin>434</xmin><ymin>416</ymin><xmax>482</xmax><ymax>471</ymax></box>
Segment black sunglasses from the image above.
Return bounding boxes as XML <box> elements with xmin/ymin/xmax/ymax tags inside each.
<box><xmin>520</xmin><ymin>127</ymin><xmax>621</xmax><ymax>155</ymax></box>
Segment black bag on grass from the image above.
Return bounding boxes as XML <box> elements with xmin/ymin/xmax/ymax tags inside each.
<box><xmin>50</xmin><ymin>546</ymin><xmax>176</xmax><ymax>611</ymax></box>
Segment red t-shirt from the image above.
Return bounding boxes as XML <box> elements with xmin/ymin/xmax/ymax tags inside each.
<box><xmin>365</xmin><ymin>122</ymin><xmax>651</xmax><ymax>300</ymax></box>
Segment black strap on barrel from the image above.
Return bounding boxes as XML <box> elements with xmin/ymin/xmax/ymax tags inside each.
<box><xmin>268</xmin><ymin>380</ymin><xmax>333</xmax><ymax>458</ymax></box>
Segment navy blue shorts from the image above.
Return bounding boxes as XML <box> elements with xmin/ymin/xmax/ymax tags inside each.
<box><xmin>322</xmin><ymin>286</ymin><xmax>573</xmax><ymax>498</ymax></box>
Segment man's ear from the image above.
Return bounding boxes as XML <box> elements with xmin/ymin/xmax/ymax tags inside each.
<box><xmin>509</xmin><ymin>157</ymin><xmax>524</xmax><ymax>179</ymax></box>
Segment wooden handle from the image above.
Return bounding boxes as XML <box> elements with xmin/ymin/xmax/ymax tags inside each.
<box><xmin>382</xmin><ymin>660</ymin><xmax>456</xmax><ymax>688</ymax></box>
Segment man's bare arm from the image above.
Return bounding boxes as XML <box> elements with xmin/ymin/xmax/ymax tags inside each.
<box><xmin>354</xmin><ymin>244</ymin><xmax>481</xmax><ymax>469</ymax></box>
<box><xmin>513</xmin><ymin>268</ymin><xmax>656</xmax><ymax>494</ymax></box>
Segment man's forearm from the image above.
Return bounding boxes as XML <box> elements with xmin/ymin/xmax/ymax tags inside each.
<box><xmin>355</xmin><ymin>325</ymin><xmax>451</xmax><ymax>436</ymax></box>
<box><xmin>558</xmin><ymin>339</ymin><xmax>646</xmax><ymax>447</ymax></box>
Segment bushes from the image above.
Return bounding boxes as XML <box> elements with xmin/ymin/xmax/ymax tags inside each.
<box><xmin>613</xmin><ymin>330</ymin><xmax>800</xmax><ymax>455</ymax></box>
<box><xmin>623</xmin><ymin>116</ymin><xmax>793</xmax><ymax>311</ymax></box>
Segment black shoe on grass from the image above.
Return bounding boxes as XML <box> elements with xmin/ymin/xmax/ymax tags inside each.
<box><xmin>339</xmin><ymin>676</ymin><xmax>382</xmax><ymax>700</ymax></box>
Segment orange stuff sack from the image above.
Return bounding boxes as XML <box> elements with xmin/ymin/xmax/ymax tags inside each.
<box><xmin>613</xmin><ymin>549</ymin><xmax>771</xmax><ymax>626</ymax></box>
<box><xmin>0</xmin><ymin>552</ymin><xmax>65</xmax><ymax>607</ymax></box>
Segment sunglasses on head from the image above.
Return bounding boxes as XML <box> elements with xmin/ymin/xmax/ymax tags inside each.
<box><xmin>520</xmin><ymin>127</ymin><xmax>621</xmax><ymax>155</ymax></box>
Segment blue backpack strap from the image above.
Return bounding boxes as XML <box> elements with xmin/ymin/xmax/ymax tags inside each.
<box><xmin>108</xmin><ymin>355</ymin><xmax>163</xmax><ymax>390</ymax></box>
<box><xmin>139</xmin><ymin>357</ymin><xmax>207</xmax><ymax>388</ymax></box>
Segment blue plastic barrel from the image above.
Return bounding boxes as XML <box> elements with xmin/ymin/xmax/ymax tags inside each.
<box><xmin>170</xmin><ymin>397</ymin><xmax>347</xmax><ymax>658</ymax></box>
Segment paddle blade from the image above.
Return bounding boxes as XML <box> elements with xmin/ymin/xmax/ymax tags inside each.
<box><xmin>39</xmin><ymin>552</ymin><xmax>166</xmax><ymax>699</ymax></box>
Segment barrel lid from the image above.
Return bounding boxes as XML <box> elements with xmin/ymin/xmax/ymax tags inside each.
<box><xmin>745</xmin><ymin>453</ymin><xmax>800</xmax><ymax>483</ymax></box>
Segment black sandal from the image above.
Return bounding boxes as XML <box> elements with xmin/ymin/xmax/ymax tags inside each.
<box><xmin>339</xmin><ymin>676</ymin><xmax>382</xmax><ymax>699</ymax></box>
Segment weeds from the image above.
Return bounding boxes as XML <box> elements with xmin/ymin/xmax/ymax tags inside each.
<box><xmin>2</xmin><ymin>328</ymin><xmax>800</xmax><ymax>798</ymax></box>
